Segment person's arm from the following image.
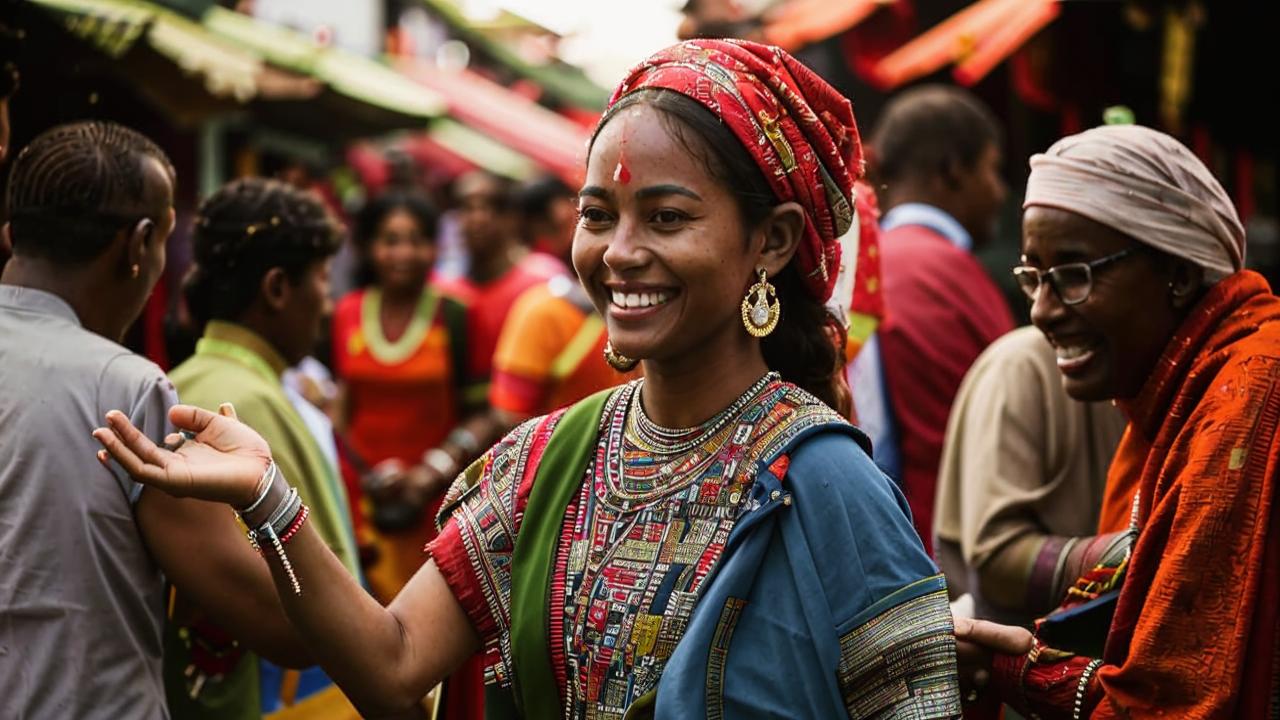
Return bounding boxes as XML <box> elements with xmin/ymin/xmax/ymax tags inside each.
<box><xmin>137</xmin><ymin>490</ymin><xmax>312</xmax><ymax>667</ymax></box>
<box><xmin>991</xmin><ymin>390</ymin><xmax>1280</xmax><ymax>718</ymax></box>
<box><xmin>942</xmin><ymin>337</ymin><xmax>1117</xmax><ymax>617</ymax></box>
<box><xmin>94</xmin><ymin>405</ymin><xmax>481</xmax><ymax>716</ymax></box>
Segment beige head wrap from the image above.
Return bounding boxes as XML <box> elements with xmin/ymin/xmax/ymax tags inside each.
<box><xmin>1024</xmin><ymin>124</ymin><xmax>1245</xmax><ymax>282</ymax></box>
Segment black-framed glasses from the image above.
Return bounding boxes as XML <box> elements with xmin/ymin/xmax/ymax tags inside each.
<box><xmin>1012</xmin><ymin>247</ymin><xmax>1139</xmax><ymax>306</ymax></box>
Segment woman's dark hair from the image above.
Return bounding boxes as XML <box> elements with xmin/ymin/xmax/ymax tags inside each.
<box><xmin>184</xmin><ymin>177</ymin><xmax>342</xmax><ymax>328</ymax></box>
<box><xmin>351</xmin><ymin>190</ymin><xmax>439</xmax><ymax>287</ymax></box>
<box><xmin>594</xmin><ymin>89</ymin><xmax>844</xmax><ymax>411</ymax></box>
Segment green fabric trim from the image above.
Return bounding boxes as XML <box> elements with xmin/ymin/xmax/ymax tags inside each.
<box><xmin>507</xmin><ymin>389</ymin><xmax>613</xmax><ymax>719</ymax></box>
<box><xmin>361</xmin><ymin>286</ymin><xmax>440</xmax><ymax>365</ymax></box>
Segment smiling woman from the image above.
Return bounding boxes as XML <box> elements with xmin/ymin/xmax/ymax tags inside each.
<box><xmin>91</xmin><ymin>40</ymin><xmax>975</xmax><ymax>720</ymax></box>
<box><xmin>989</xmin><ymin>124</ymin><xmax>1280</xmax><ymax>719</ymax></box>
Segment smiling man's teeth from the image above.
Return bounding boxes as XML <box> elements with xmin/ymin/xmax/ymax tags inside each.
<box><xmin>611</xmin><ymin>290</ymin><xmax>670</xmax><ymax>309</ymax></box>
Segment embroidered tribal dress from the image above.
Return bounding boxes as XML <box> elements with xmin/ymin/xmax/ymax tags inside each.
<box><xmin>430</xmin><ymin>374</ymin><xmax>960</xmax><ymax>719</ymax></box>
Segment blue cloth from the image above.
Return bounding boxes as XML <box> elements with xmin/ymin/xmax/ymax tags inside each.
<box><xmin>880</xmin><ymin>203</ymin><xmax>972</xmax><ymax>252</ymax></box>
<box><xmin>654</xmin><ymin>426</ymin><xmax>960</xmax><ymax>718</ymax></box>
<box><xmin>851</xmin><ymin>203</ymin><xmax>970</xmax><ymax>482</ymax></box>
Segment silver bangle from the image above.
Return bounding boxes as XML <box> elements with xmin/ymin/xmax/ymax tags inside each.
<box><xmin>422</xmin><ymin>448</ymin><xmax>457</xmax><ymax>477</ymax></box>
<box><xmin>446</xmin><ymin>427</ymin><xmax>480</xmax><ymax>456</ymax></box>
<box><xmin>1073</xmin><ymin>658</ymin><xmax>1104</xmax><ymax>720</ymax></box>
<box><xmin>240</xmin><ymin>461</ymin><xmax>277</xmax><ymax>514</ymax></box>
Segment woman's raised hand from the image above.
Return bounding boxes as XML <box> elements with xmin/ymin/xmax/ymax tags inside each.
<box><xmin>93</xmin><ymin>403</ymin><xmax>273</xmax><ymax>507</ymax></box>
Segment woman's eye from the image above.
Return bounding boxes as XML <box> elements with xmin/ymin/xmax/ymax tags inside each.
<box><xmin>578</xmin><ymin>207</ymin><xmax>613</xmax><ymax>225</ymax></box>
<box><xmin>651</xmin><ymin>209</ymin><xmax>687</xmax><ymax>227</ymax></box>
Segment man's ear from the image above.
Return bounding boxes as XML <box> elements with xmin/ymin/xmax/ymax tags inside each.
<box><xmin>940</xmin><ymin>156</ymin><xmax>966</xmax><ymax>192</ymax></box>
<box><xmin>260</xmin><ymin>267</ymin><xmax>291</xmax><ymax>312</ymax></box>
<box><xmin>754</xmin><ymin>201</ymin><xmax>805</xmax><ymax>278</ymax></box>
<box><xmin>1</xmin><ymin>222</ymin><xmax>13</xmax><ymax>258</ymax></box>
<box><xmin>124</xmin><ymin>218</ymin><xmax>154</xmax><ymax>278</ymax></box>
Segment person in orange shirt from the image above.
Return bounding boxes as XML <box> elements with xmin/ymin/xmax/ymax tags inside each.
<box><xmin>490</xmin><ymin>275</ymin><xmax>638</xmax><ymax>425</ymax></box>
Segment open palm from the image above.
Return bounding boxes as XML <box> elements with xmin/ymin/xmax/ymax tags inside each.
<box><xmin>94</xmin><ymin>403</ymin><xmax>273</xmax><ymax>507</ymax></box>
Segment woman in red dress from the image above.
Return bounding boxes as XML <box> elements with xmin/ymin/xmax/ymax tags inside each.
<box><xmin>331</xmin><ymin>191</ymin><xmax>483</xmax><ymax>599</ymax></box>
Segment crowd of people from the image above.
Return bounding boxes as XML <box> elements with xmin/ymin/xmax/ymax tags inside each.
<box><xmin>1</xmin><ymin>36</ymin><xmax>1277</xmax><ymax>720</ymax></box>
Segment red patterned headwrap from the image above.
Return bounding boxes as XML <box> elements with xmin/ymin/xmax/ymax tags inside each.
<box><xmin>605</xmin><ymin>39</ymin><xmax>864</xmax><ymax>302</ymax></box>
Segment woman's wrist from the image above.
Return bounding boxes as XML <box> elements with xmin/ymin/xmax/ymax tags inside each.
<box><xmin>238</xmin><ymin>461</ymin><xmax>287</xmax><ymax>527</ymax></box>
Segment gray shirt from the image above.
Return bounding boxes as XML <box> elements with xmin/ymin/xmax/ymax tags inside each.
<box><xmin>0</xmin><ymin>285</ymin><xmax>175</xmax><ymax>719</ymax></box>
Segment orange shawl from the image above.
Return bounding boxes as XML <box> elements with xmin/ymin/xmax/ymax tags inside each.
<box><xmin>993</xmin><ymin>270</ymin><xmax>1280</xmax><ymax>719</ymax></box>
<box><xmin>1098</xmin><ymin>270</ymin><xmax>1280</xmax><ymax>717</ymax></box>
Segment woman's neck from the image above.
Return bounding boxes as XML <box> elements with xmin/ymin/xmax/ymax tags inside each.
<box><xmin>378</xmin><ymin>282</ymin><xmax>424</xmax><ymax>306</ymax></box>
<box><xmin>639</xmin><ymin>337</ymin><xmax>771</xmax><ymax>429</ymax></box>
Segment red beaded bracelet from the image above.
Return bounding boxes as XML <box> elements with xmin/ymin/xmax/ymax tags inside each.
<box><xmin>279</xmin><ymin>504</ymin><xmax>310</xmax><ymax>545</ymax></box>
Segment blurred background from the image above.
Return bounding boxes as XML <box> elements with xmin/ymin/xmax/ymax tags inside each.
<box><xmin>0</xmin><ymin>0</ymin><xmax>1275</xmax><ymax>365</ymax></box>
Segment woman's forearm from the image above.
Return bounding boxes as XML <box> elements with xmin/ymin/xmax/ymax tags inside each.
<box><xmin>257</xmin><ymin>523</ymin><xmax>478</xmax><ymax>714</ymax></box>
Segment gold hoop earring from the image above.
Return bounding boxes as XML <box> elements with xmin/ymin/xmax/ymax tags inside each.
<box><xmin>603</xmin><ymin>339</ymin><xmax>639</xmax><ymax>372</ymax></box>
<box><xmin>741</xmin><ymin>267</ymin><xmax>780</xmax><ymax>338</ymax></box>
<box><xmin>130</xmin><ymin>264</ymin><xmax>141</xmax><ymax>280</ymax></box>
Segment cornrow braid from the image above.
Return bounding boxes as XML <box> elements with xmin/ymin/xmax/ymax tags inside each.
<box><xmin>5</xmin><ymin>120</ymin><xmax>175</xmax><ymax>264</ymax></box>
<box><xmin>183</xmin><ymin>177</ymin><xmax>342</xmax><ymax>328</ymax></box>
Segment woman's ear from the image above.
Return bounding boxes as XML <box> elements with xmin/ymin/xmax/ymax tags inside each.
<box><xmin>755</xmin><ymin>201</ymin><xmax>805</xmax><ymax>277</ymax></box>
<box><xmin>1169</xmin><ymin>259</ymin><xmax>1204</xmax><ymax>309</ymax></box>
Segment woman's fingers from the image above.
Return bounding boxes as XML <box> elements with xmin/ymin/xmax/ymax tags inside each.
<box><xmin>92</xmin><ymin>425</ymin><xmax>167</xmax><ymax>486</ymax></box>
<box><xmin>168</xmin><ymin>404</ymin><xmax>223</xmax><ymax>436</ymax></box>
<box><xmin>105</xmin><ymin>410</ymin><xmax>174</xmax><ymax>469</ymax></box>
<box><xmin>953</xmin><ymin>616</ymin><xmax>1034</xmax><ymax>654</ymax></box>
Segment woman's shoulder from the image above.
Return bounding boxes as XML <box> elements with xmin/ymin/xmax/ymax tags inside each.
<box><xmin>755</xmin><ymin>382</ymin><xmax>859</xmax><ymax>462</ymax></box>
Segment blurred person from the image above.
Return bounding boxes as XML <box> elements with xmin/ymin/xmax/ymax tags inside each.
<box><xmin>170</xmin><ymin>177</ymin><xmax>361</xmax><ymax>719</ymax></box>
<box><xmin>0</xmin><ymin>58</ymin><xmax>17</xmax><ymax>265</ymax></box>
<box><xmin>934</xmin><ymin>325</ymin><xmax>1126</xmax><ymax>627</ymax></box>
<box><xmin>91</xmin><ymin>39</ymin><xmax>1039</xmax><ymax>719</ymax></box>
<box><xmin>973</xmin><ymin>125</ymin><xmax>1280</xmax><ymax>718</ymax></box>
<box><xmin>431</xmin><ymin>171</ymin><xmax>565</xmax><ymax>454</ymax></box>
<box><xmin>851</xmin><ymin>84</ymin><xmax>1015</xmax><ymax>552</ymax></box>
<box><xmin>330</xmin><ymin>191</ymin><xmax>484</xmax><ymax>598</ymax></box>
<box><xmin>516</xmin><ymin>174</ymin><xmax>578</xmax><ymax>258</ymax></box>
<box><xmin>0</xmin><ymin>122</ymin><xmax>309</xmax><ymax>719</ymax></box>
<box><xmin>488</xmin><ymin>177</ymin><xmax>639</xmax><ymax>429</ymax></box>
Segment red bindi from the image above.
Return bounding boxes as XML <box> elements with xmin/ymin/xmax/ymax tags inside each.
<box><xmin>613</xmin><ymin>120</ymin><xmax>632</xmax><ymax>184</ymax></box>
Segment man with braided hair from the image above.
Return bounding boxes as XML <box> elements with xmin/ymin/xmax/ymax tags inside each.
<box><xmin>0</xmin><ymin>122</ymin><xmax>311</xmax><ymax>719</ymax></box>
<box><xmin>168</xmin><ymin>176</ymin><xmax>363</xmax><ymax>718</ymax></box>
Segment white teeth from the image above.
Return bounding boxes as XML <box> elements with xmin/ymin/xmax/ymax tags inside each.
<box><xmin>1055</xmin><ymin>345</ymin><xmax>1092</xmax><ymax>360</ymax></box>
<box><xmin>610</xmin><ymin>290</ymin><xmax>670</xmax><ymax>309</ymax></box>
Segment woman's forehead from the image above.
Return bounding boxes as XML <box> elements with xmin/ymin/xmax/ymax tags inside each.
<box><xmin>588</xmin><ymin>105</ymin><xmax>703</xmax><ymax>177</ymax></box>
<box><xmin>1022</xmin><ymin>206</ymin><xmax>1139</xmax><ymax>262</ymax></box>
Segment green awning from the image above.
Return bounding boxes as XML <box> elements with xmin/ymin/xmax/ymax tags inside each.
<box><xmin>33</xmin><ymin>0</ymin><xmax>260</xmax><ymax>101</ymax></box>
<box><xmin>30</xmin><ymin>0</ymin><xmax>444</xmax><ymax>124</ymax></box>
<box><xmin>417</xmin><ymin>0</ymin><xmax>609</xmax><ymax>110</ymax></box>
<box><xmin>201</xmin><ymin>7</ymin><xmax>443</xmax><ymax>120</ymax></box>
<box><xmin>429</xmin><ymin>119</ymin><xmax>536</xmax><ymax>179</ymax></box>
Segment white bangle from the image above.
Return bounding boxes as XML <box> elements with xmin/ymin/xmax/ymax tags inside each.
<box><xmin>422</xmin><ymin>448</ymin><xmax>457</xmax><ymax>476</ymax></box>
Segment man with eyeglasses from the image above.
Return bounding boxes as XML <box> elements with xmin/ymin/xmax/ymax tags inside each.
<box><xmin>969</xmin><ymin>124</ymin><xmax>1280</xmax><ymax>719</ymax></box>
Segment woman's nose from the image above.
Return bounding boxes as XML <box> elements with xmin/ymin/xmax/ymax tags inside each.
<box><xmin>601</xmin><ymin>218</ymin><xmax>645</xmax><ymax>272</ymax></box>
<box><xmin>1029</xmin><ymin>278</ymin><xmax>1067</xmax><ymax>331</ymax></box>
